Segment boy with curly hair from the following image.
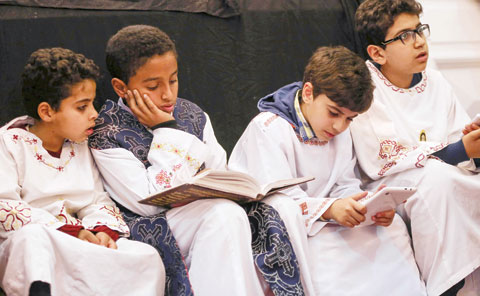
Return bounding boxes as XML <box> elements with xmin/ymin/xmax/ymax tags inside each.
<box><xmin>0</xmin><ymin>47</ymin><xmax>165</xmax><ymax>295</ymax></box>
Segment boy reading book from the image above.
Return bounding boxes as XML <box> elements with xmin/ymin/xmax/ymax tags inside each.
<box><xmin>89</xmin><ymin>25</ymin><xmax>307</xmax><ymax>295</ymax></box>
<box><xmin>0</xmin><ymin>48</ymin><xmax>165</xmax><ymax>295</ymax></box>
<box><xmin>139</xmin><ymin>168</ymin><xmax>314</xmax><ymax>207</ymax></box>
<box><xmin>228</xmin><ymin>46</ymin><xmax>426</xmax><ymax>295</ymax></box>
<box><xmin>351</xmin><ymin>1</ymin><xmax>480</xmax><ymax>295</ymax></box>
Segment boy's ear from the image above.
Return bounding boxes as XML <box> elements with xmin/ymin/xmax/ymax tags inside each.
<box><xmin>367</xmin><ymin>44</ymin><xmax>387</xmax><ymax>65</ymax></box>
<box><xmin>111</xmin><ymin>78</ymin><xmax>128</xmax><ymax>98</ymax></box>
<box><xmin>302</xmin><ymin>82</ymin><xmax>314</xmax><ymax>104</ymax></box>
<box><xmin>37</xmin><ymin>102</ymin><xmax>55</xmax><ymax>122</ymax></box>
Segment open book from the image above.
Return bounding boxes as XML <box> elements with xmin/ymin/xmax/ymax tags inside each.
<box><xmin>357</xmin><ymin>186</ymin><xmax>417</xmax><ymax>227</ymax></box>
<box><xmin>139</xmin><ymin>169</ymin><xmax>314</xmax><ymax>208</ymax></box>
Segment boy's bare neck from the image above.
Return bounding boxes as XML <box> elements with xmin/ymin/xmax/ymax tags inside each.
<box><xmin>29</xmin><ymin>121</ymin><xmax>64</xmax><ymax>153</ymax></box>
<box><xmin>380</xmin><ymin>65</ymin><xmax>414</xmax><ymax>89</ymax></box>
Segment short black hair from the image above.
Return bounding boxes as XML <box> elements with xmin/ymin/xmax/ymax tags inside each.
<box><xmin>356</xmin><ymin>0</ymin><xmax>423</xmax><ymax>47</ymax></box>
<box><xmin>303</xmin><ymin>46</ymin><xmax>374</xmax><ymax>113</ymax></box>
<box><xmin>106</xmin><ymin>25</ymin><xmax>177</xmax><ymax>84</ymax></box>
<box><xmin>21</xmin><ymin>47</ymin><xmax>100</xmax><ymax>119</ymax></box>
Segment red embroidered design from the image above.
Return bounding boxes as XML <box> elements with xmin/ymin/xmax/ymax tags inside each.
<box><xmin>0</xmin><ymin>201</ymin><xmax>32</xmax><ymax>231</ymax></box>
<box><xmin>264</xmin><ymin>114</ymin><xmax>279</xmax><ymax>127</ymax></box>
<box><xmin>367</xmin><ymin>62</ymin><xmax>428</xmax><ymax>94</ymax></box>
<box><xmin>156</xmin><ymin>170</ymin><xmax>173</xmax><ymax>188</ymax></box>
<box><xmin>378</xmin><ymin>140</ymin><xmax>408</xmax><ymax>160</ymax></box>
<box><xmin>378</xmin><ymin>161</ymin><xmax>397</xmax><ymax>176</ymax></box>
<box><xmin>377</xmin><ymin>140</ymin><xmax>411</xmax><ymax>176</ymax></box>
<box><xmin>56</xmin><ymin>205</ymin><xmax>81</xmax><ymax>226</ymax></box>
<box><xmin>304</xmin><ymin>199</ymin><xmax>331</xmax><ymax>227</ymax></box>
<box><xmin>11</xmin><ymin>133</ymin><xmax>76</xmax><ymax>171</ymax></box>
<box><xmin>296</xmin><ymin>134</ymin><xmax>327</xmax><ymax>146</ymax></box>
<box><xmin>98</xmin><ymin>205</ymin><xmax>125</xmax><ymax>224</ymax></box>
<box><xmin>415</xmin><ymin>154</ymin><xmax>425</xmax><ymax>168</ymax></box>
<box><xmin>300</xmin><ymin>202</ymin><xmax>308</xmax><ymax>215</ymax></box>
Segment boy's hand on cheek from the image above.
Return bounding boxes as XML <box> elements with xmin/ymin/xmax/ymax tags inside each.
<box><xmin>322</xmin><ymin>192</ymin><xmax>367</xmax><ymax>228</ymax></box>
<box><xmin>125</xmin><ymin>89</ymin><xmax>174</xmax><ymax>128</ymax></box>
<box><xmin>463</xmin><ymin>128</ymin><xmax>480</xmax><ymax>158</ymax></box>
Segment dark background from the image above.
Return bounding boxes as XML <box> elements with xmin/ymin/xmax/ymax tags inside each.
<box><xmin>0</xmin><ymin>0</ymin><xmax>365</xmax><ymax>154</ymax></box>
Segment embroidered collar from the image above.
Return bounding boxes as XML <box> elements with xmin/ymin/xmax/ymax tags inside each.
<box><xmin>11</xmin><ymin>130</ymin><xmax>76</xmax><ymax>172</ymax></box>
<box><xmin>367</xmin><ymin>60</ymin><xmax>428</xmax><ymax>94</ymax></box>
<box><xmin>293</xmin><ymin>90</ymin><xmax>316</xmax><ymax>141</ymax></box>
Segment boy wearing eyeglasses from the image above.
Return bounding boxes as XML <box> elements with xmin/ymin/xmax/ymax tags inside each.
<box><xmin>351</xmin><ymin>1</ymin><xmax>480</xmax><ymax>295</ymax></box>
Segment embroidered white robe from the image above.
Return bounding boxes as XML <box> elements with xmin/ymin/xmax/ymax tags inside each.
<box><xmin>0</xmin><ymin>116</ymin><xmax>165</xmax><ymax>296</ymax></box>
<box><xmin>350</xmin><ymin>61</ymin><xmax>480</xmax><ymax>295</ymax></box>
<box><xmin>229</xmin><ymin>111</ymin><xmax>426</xmax><ymax>296</ymax></box>
<box><xmin>90</xmin><ymin>102</ymin><xmax>266</xmax><ymax>296</ymax></box>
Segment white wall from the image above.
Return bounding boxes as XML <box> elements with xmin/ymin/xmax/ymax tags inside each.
<box><xmin>420</xmin><ymin>0</ymin><xmax>480</xmax><ymax>117</ymax></box>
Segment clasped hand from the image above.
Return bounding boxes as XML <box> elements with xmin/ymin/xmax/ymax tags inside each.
<box><xmin>462</xmin><ymin>123</ymin><xmax>480</xmax><ymax>158</ymax></box>
<box><xmin>78</xmin><ymin>229</ymin><xmax>117</xmax><ymax>249</ymax></box>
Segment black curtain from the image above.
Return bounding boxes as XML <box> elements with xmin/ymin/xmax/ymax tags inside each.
<box><xmin>0</xmin><ymin>0</ymin><xmax>363</xmax><ymax>154</ymax></box>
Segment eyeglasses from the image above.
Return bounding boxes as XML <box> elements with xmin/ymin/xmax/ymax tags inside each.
<box><xmin>381</xmin><ymin>24</ymin><xmax>430</xmax><ymax>46</ymax></box>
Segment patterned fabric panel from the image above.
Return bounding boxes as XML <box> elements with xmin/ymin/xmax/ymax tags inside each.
<box><xmin>120</xmin><ymin>204</ymin><xmax>193</xmax><ymax>296</ymax></box>
<box><xmin>89</xmin><ymin>100</ymin><xmax>153</xmax><ymax>167</ymax></box>
<box><xmin>89</xmin><ymin>98</ymin><xmax>207</xmax><ymax>168</ymax></box>
<box><xmin>243</xmin><ymin>202</ymin><xmax>305</xmax><ymax>296</ymax></box>
<box><xmin>173</xmin><ymin>98</ymin><xmax>206</xmax><ymax>141</ymax></box>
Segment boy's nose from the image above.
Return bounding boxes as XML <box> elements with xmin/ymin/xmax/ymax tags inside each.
<box><xmin>161</xmin><ymin>87</ymin><xmax>173</xmax><ymax>101</ymax></box>
<box><xmin>333</xmin><ymin>119</ymin><xmax>348</xmax><ymax>133</ymax></box>
<box><xmin>414</xmin><ymin>33</ymin><xmax>426</xmax><ymax>47</ymax></box>
<box><xmin>90</xmin><ymin>108</ymin><xmax>98</xmax><ymax>120</ymax></box>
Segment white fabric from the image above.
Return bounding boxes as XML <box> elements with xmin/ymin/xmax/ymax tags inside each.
<box><xmin>229</xmin><ymin>111</ymin><xmax>426</xmax><ymax>295</ymax></box>
<box><xmin>91</xmin><ymin>109</ymin><xmax>265</xmax><ymax>296</ymax></box>
<box><xmin>0</xmin><ymin>116</ymin><xmax>130</xmax><ymax>239</ymax></box>
<box><xmin>91</xmin><ymin>112</ymin><xmax>226</xmax><ymax>217</ymax></box>
<box><xmin>308</xmin><ymin>215</ymin><xmax>425</xmax><ymax>296</ymax></box>
<box><xmin>0</xmin><ymin>116</ymin><xmax>165</xmax><ymax>295</ymax></box>
<box><xmin>350</xmin><ymin>61</ymin><xmax>480</xmax><ymax>295</ymax></box>
<box><xmin>166</xmin><ymin>198</ymin><xmax>264</xmax><ymax>295</ymax></box>
<box><xmin>0</xmin><ymin>224</ymin><xmax>165</xmax><ymax>296</ymax></box>
<box><xmin>350</xmin><ymin>61</ymin><xmax>475</xmax><ymax>180</ymax></box>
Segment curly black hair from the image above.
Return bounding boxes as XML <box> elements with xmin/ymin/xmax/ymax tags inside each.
<box><xmin>21</xmin><ymin>47</ymin><xmax>100</xmax><ymax>119</ymax></box>
<box><xmin>106</xmin><ymin>25</ymin><xmax>177</xmax><ymax>84</ymax></box>
<box><xmin>303</xmin><ymin>46</ymin><xmax>374</xmax><ymax>113</ymax></box>
<box><xmin>355</xmin><ymin>0</ymin><xmax>423</xmax><ymax>47</ymax></box>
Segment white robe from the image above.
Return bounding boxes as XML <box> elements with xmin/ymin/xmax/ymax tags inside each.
<box><xmin>229</xmin><ymin>111</ymin><xmax>426</xmax><ymax>296</ymax></box>
<box><xmin>350</xmin><ymin>61</ymin><xmax>480</xmax><ymax>295</ymax></box>
<box><xmin>0</xmin><ymin>116</ymin><xmax>165</xmax><ymax>296</ymax></box>
<box><xmin>91</xmin><ymin>104</ymin><xmax>266</xmax><ymax>296</ymax></box>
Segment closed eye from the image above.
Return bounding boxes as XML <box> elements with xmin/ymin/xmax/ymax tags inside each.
<box><xmin>329</xmin><ymin>111</ymin><xmax>339</xmax><ymax>117</ymax></box>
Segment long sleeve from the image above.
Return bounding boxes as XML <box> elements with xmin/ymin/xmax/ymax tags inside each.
<box><xmin>201</xmin><ymin>113</ymin><xmax>227</xmax><ymax>170</ymax></box>
<box><xmin>75</xmin><ymin>150</ymin><xmax>129</xmax><ymax>235</ymax></box>
<box><xmin>229</xmin><ymin>113</ymin><xmax>355</xmax><ymax>235</ymax></box>
<box><xmin>0</xmin><ymin>131</ymin><xmax>59</xmax><ymax>240</ymax></box>
<box><xmin>92</xmin><ymin>125</ymin><xmax>210</xmax><ymax>216</ymax></box>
